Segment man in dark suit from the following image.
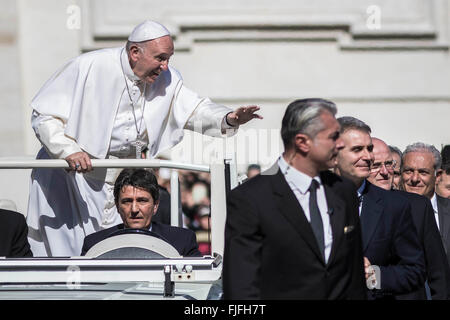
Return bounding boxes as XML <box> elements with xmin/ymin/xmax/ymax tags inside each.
<box><xmin>398</xmin><ymin>192</ymin><xmax>450</xmax><ymax>299</ymax></box>
<box><xmin>366</xmin><ymin>137</ymin><xmax>449</xmax><ymax>299</ymax></box>
<box><xmin>437</xmin><ymin>195</ymin><xmax>450</xmax><ymax>265</ymax></box>
<box><xmin>334</xmin><ymin>117</ymin><xmax>425</xmax><ymax>299</ymax></box>
<box><xmin>81</xmin><ymin>168</ymin><xmax>201</xmax><ymax>257</ymax></box>
<box><xmin>402</xmin><ymin>143</ymin><xmax>450</xmax><ymax>269</ymax></box>
<box><xmin>0</xmin><ymin>209</ymin><xmax>33</xmax><ymax>257</ymax></box>
<box><xmin>435</xmin><ymin>162</ymin><xmax>450</xmax><ymax>258</ymax></box>
<box><xmin>223</xmin><ymin>98</ymin><xmax>366</xmax><ymax>300</ymax></box>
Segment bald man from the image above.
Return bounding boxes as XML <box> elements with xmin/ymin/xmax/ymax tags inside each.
<box><xmin>367</xmin><ymin>138</ymin><xmax>396</xmax><ymax>190</ymax></box>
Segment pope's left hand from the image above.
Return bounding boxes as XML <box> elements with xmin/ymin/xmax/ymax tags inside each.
<box><xmin>226</xmin><ymin>105</ymin><xmax>263</xmax><ymax>126</ymax></box>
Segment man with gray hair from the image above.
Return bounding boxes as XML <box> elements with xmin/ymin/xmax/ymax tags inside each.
<box><xmin>389</xmin><ymin>145</ymin><xmax>403</xmax><ymax>190</ymax></box>
<box><xmin>27</xmin><ymin>20</ymin><xmax>262</xmax><ymax>257</ymax></box>
<box><xmin>224</xmin><ymin>98</ymin><xmax>366</xmax><ymax>299</ymax></box>
<box><xmin>402</xmin><ymin>142</ymin><xmax>442</xmax><ymax>199</ymax></box>
<box><xmin>402</xmin><ymin>142</ymin><xmax>450</xmax><ymax>269</ymax></box>
<box><xmin>367</xmin><ymin>138</ymin><xmax>449</xmax><ymax>299</ymax></box>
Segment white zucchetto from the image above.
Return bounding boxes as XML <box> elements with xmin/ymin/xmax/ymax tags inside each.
<box><xmin>128</xmin><ymin>20</ymin><xmax>171</xmax><ymax>42</ymax></box>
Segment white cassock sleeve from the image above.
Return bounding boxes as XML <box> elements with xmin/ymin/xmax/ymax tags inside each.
<box><xmin>182</xmin><ymin>88</ymin><xmax>239</xmax><ymax>137</ymax></box>
<box><xmin>31</xmin><ymin>110</ymin><xmax>82</xmax><ymax>159</ymax></box>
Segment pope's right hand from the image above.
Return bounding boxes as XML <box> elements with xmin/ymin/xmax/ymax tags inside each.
<box><xmin>65</xmin><ymin>151</ymin><xmax>93</xmax><ymax>173</ymax></box>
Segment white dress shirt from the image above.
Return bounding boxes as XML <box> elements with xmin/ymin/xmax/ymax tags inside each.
<box><xmin>278</xmin><ymin>156</ymin><xmax>333</xmax><ymax>263</ymax></box>
<box><xmin>431</xmin><ymin>193</ymin><xmax>440</xmax><ymax>231</ymax></box>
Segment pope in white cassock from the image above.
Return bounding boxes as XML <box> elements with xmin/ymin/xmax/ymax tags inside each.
<box><xmin>27</xmin><ymin>20</ymin><xmax>262</xmax><ymax>257</ymax></box>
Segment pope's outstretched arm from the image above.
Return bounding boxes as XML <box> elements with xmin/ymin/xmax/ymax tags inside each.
<box><xmin>181</xmin><ymin>85</ymin><xmax>262</xmax><ymax>137</ymax></box>
<box><xmin>226</xmin><ymin>105</ymin><xmax>263</xmax><ymax>126</ymax></box>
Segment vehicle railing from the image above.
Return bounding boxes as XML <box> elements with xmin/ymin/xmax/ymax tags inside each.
<box><xmin>0</xmin><ymin>257</ymin><xmax>222</xmax><ymax>284</ymax></box>
<box><xmin>0</xmin><ymin>158</ymin><xmax>210</xmax><ymax>171</ymax></box>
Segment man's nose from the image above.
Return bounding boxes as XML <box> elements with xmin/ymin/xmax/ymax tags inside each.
<box><xmin>160</xmin><ymin>60</ymin><xmax>169</xmax><ymax>71</ymax></box>
<box><xmin>361</xmin><ymin>149</ymin><xmax>372</xmax><ymax>162</ymax></box>
<box><xmin>379</xmin><ymin>164</ymin><xmax>389</xmax><ymax>176</ymax></box>
<box><xmin>335</xmin><ymin>138</ymin><xmax>344</xmax><ymax>150</ymax></box>
<box><xmin>411</xmin><ymin>171</ymin><xmax>420</xmax><ymax>183</ymax></box>
<box><xmin>131</xmin><ymin>200</ymin><xmax>139</xmax><ymax>212</ymax></box>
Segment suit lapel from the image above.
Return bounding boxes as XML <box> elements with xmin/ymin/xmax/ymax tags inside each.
<box><xmin>360</xmin><ymin>182</ymin><xmax>384</xmax><ymax>252</ymax></box>
<box><xmin>437</xmin><ymin>196</ymin><xmax>450</xmax><ymax>247</ymax></box>
<box><xmin>438</xmin><ymin>205</ymin><xmax>445</xmax><ymax>235</ymax></box>
<box><xmin>271</xmin><ymin>169</ymin><xmax>326</xmax><ymax>264</ymax></box>
<box><xmin>322</xmin><ymin>183</ymin><xmax>346</xmax><ymax>266</ymax></box>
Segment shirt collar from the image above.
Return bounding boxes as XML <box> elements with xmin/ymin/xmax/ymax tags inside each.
<box><xmin>123</xmin><ymin>223</ymin><xmax>153</xmax><ymax>231</ymax></box>
<box><xmin>278</xmin><ymin>156</ymin><xmax>322</xmax><ymax>194</ymax></box>
<box><xmin>431</xmin><ymin>193</ymin><xmax>438</xmax><ymax>214</ymax></box>
<box><xmin>357</xmin><ymin>179</ymin><xmax>367</xmax><ymax>198</ymax></box>
<box><xmin>120</xmin><ymin>47</ymin><xmax>141</xmax><ymax>82</ymax></box>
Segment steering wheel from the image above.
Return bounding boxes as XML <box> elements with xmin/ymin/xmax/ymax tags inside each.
<box><xmin>84</xmin><ymin>228</ymin><xmax>182</xmax><ymax>259</ymax></box>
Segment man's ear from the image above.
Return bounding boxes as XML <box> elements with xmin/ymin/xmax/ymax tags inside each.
<box><xmin>152</xmin><ymin>200</ymin><xmax>160</xmax><ymax>216</ymax></box>
<box><xmin>129</xmin><ymin>45</ymin><xmax>141</xmax><ymax>62</ymax></box>
<box><xmin>293</xmin><ymin>133</ymin><xmax>311</xmax><ymax>153</ymax></box>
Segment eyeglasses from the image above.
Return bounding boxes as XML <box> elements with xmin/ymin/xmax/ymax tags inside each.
<box><xmin>370</xmin><ymin>160</ymin><xmax>397</xmax><ymax>172</ymax></box>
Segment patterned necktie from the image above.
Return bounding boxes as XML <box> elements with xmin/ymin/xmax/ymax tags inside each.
<box><xmin>309</xmin><ymin>179</ymin><xmax>325</xmax><ymax>259</ymax></box>
<box><xmin>358</xmin><ymin>194</ymin><xmax>364</xmax><ymax>205</ymax></box>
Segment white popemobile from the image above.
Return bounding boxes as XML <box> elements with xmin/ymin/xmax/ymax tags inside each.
<box><xmin>0</xmin><ymin>158</ymin><xmax>239</xmax><ymax>300</ymax></box>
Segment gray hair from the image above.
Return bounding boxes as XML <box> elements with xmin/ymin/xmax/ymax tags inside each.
<box><xmin>337</xmin><ymin>116</ymin><xmax>371</xmax><ymax>134</ymax></box>
<box><xmin>389</xmin><ymin>145</ymin><xmax>403</xmax><ymax>166</ymax></box>
<box><xmin>403</xmin><ymin>142</ymin><xmax>442</xmax><ymax>170</ymax></box>
<box><xmin>125</xmin><ymin>41</ymin><xmax>147</xmax><ymax>53</ymax></box>
<box><xmin>281</xmin><ymin>98</ymin><xmax>337</xmax><ymax>148</ymax></box>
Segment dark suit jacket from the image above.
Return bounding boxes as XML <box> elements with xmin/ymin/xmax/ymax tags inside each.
<box><xmin>394</xmin><ymin>191</ymin><xmax>450</xmax><ymax>300</ymax></box>
<box><xmin>223</xmin><ymin>168</ymin><xmax>366</xmax><ymax>300</ymax></box>
<box><xmin>0</xmin><ymin>209</ymin><xmax>33</xmax><ymax>257</ymax></box>
<box><xmin>81</xmin><ymin>221</ymin><xmax>201</xmax><ymax>257</ymax></box>
<box><xmin>437</xmin><ymin>194</ymin><xmax>450</xmax><ymax>268</ymax></box>
<box><xmin>361</xmin><ymin>182</ymin><xmax>426</xmax><ymax>299</ymax></box>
